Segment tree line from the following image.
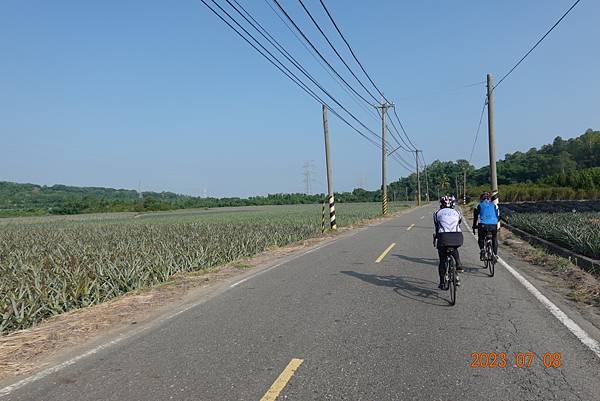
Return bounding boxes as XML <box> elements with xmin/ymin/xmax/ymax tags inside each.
<box><xmin>1</xmin><ymin>129</ymin><xmax>598</xmax><ymax>216</ymax></box>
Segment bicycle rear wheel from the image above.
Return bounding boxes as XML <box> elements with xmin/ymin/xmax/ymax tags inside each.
<box><xmin>448</xmin><ymin>260</ymin><xmax>456</xmax><ymax>305</ymax></box>
<box><xmin>486</xmin><ymin>244</ymin><xmax>495</xmax><ymax>277</ymax></box>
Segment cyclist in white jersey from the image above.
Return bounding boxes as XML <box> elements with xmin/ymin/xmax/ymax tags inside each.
<box><xmin>433</xmin><ymin>196</ymin><xmax>464</xmax><ymax>289</ymax></box>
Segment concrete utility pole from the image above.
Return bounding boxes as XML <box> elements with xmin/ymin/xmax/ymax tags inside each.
<box><xmin>423</xmin><ymin>159</ymin><xmax>430</xmax><ymax>202</ymax></box>
<box><xmin>322</xmin><ymin>105</ymin><xmax>336</xmax><ymax>230</ymax></box>
<box><xmin>486</xmin><ymin>74</ymin><xmax>499</xmax><ymax>206</ymax></box>
<box><xmin>455</xmin><ymin>175</ymin><xmax>459</xmax><ymax>199</ymax></box>
<box><xmin>376</xmin><ymin>101</ymin><xmax>393</xmax><ymax>215</ymax></box>
<box><xmin>463</xmin><ymin>170</ymin><xmax>467</xmax><ymax>204</ymax></box>
<box><xmin>415</xmin><ymin>150</ymin><xmax>422</xmax><ymax>206</ymax></box>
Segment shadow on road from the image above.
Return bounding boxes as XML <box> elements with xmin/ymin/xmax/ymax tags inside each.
<box><xmin>392</xmin><ymin>253</ymin><xmax>439</xmax><ymax>267</ymax></box>
<box><xmin>340</xmin><ymin>271</ymin><xmax>450</xmax><ymax>306</ymax></box>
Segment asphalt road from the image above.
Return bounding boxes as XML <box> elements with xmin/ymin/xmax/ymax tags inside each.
<box><xmin>4</xmin><ymin>205</ymin><xmax>600</xmax><ymax>400</ymax></box>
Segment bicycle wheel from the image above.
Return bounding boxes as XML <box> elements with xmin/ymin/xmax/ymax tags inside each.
<box><xmin>448</xmin><ymin>259</ymin><xmax>456</xmax><ymax>305</ymax></box>
<box><xmin>486</xmin><ymin>244</ymin><xmax>495</xmax><ymax>277</ymax></box>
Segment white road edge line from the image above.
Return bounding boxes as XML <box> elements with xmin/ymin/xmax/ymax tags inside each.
<box><xmin>407</xmin><ymin>223</ymin><xmax>415</xmax><ymax>231</ymax></box>
<box><xmin>0</xmin><ymin>222</ymin><xmax>371</xmax><ymax>398</ymax></box>
<box><xmin>498</xmin><ymin>257</ymin><xmax>600</xmax><ymax>359</ymax></box>
<box><xmin>464</xmin><ymin>224</ymin><xmax>600</xmax><ymax>360</ymax></box>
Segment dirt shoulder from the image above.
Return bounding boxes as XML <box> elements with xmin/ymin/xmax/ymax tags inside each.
<box><xmin>0</xmin><ymin>206</ymin><xmax>419</xmax><ymax>383</ymax></box>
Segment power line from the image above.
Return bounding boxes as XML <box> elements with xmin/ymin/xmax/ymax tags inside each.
<box><xmin>199</xmin><ymin>0</ymin><xmax>378</xmax><ymax>149</ymax></box>
<box><xmin>262</xmin><ymin>0</ymin><xmax>380</xmax><ymax>122</ymax></box>
<box><xmin>392</xmin><ymin>108</ymin><xmax>418</xmax><ymax>151</ymax></box>
<box><xmin>494</xmin><ymin>0</ymin><xmax>582</xmax><ymax>90</ymax></box>
<box><xmin>215</xmin><ymin>0</ymin><xmax>383</xmax><ymax>144</ymax></box>
<box><xmin>316</xmin><ymin>0</ymin><xmax>421</xmax><ymax>155</ymax></box>
<box><xmin>319</xmin><ymin>0</ymin><xmax>389</xmax><ymax>104</ymax></box>
<box><xmin>396</xmin><ymin>80</ymin><xmax>485</xmax><ymax>102</ymax></box>
<box><xmin>468</xmin><ymin>98</ymin><xmax>488</xmax><ymax>163</ymax></box>
<box><xmin>297</xmin><ymin>0</ymin><xmax>380</xmax><ymax>104</ymax></box>
<box><xmin>271</xmin><ymin>0</ymin><xmax>375</xmax><ymax>107</ymax></box>
<box><xmin>201</xmin><ymin>0</ymin><xmax>413</xmax><ymax>172</ymax></box>
<box><xmin>386</xmin><ymin>114</ymin><xmax>414</xmax><ymax>153</ymax></box>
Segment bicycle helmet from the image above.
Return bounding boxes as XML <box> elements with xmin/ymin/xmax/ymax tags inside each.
<box><xmin>450</xmin><ymin>195</ymin><xmax>457</xmax><ymax>208</ymax></box>
<box><xmin>439</xmin><ymin>196</ymin><xmax>452</xmax><ymax>208</ymax></box>
<box><xmin>480</xmin><ymin>192</ymin><xmax>490</xmax><ymax>201</ymax></box>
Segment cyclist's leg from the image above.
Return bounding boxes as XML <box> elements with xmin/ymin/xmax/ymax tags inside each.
<box><xmin>477</xmin><ymin>224</ymin><xmax>485</xmax><ymax>250</ymax></box>
<box><xmin>452</xmin><ymin>247</ymin><xmax>463</xmax><ymax>271</ymax></box>
<box><xmin>489</xmin><ymin>224</ymin><xmax>499</xmax><ymax>256</ymax></box>
<box><xmin>437</xmin><ymin>247</ymin><xmax>447</xmax><ymax>288</ymax></box>
<box><xmin>478</xmin><ymin>224</ymin><xmax>486</xmax><ymax>260</ymax></box>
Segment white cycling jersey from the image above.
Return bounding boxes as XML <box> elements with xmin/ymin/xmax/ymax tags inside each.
<box><xmin>433</xmin><ymin>208</ymin><xmax>462</xmax><ymax>233</ymax></box>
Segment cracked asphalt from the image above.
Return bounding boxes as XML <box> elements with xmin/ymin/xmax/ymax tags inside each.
<box><xmin>3</xmin><ymin>205</ymin><xmax>600</xmax><ymax>400</ymax></box>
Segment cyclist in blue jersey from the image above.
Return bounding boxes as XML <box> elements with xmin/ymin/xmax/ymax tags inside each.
<box><xmin>472</xmin><ymin>192</ymin><xmax>499</xmax><ymax>261</ymax></box>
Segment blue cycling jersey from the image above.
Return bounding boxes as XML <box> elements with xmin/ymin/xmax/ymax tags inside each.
<box><xmin>479</xmin><ymin>200</ymin><xmax>498</xmax><ymax>225</ymax></box>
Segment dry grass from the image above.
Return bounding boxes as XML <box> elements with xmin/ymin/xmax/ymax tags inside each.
<box><xmin>501</xmin><ymin>230</ymin><xmax>600</xmax><ymax>306</ymax></box>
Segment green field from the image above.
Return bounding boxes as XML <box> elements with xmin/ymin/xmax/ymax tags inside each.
<box><xmin>0</xmin><ymin>202</ymin><xmax>408</xmax><ymax>334</ymax></box>
<box><xmin>505</xmin><ymin>211</ymin><xmax>600</xmax><ymax>260</ymax></box>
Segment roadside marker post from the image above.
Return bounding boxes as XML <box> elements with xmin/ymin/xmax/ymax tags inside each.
<box><xmin>321</xmin><ymin>201</ymin><xmax>326</xmax><ymax>233</ymax></box>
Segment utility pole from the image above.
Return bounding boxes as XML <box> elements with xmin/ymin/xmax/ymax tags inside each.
<box><xmin>423</xmin><ymin>156</ymin><xmax>430</xmax><ymax>202</ymax></box>
<box><xmin>455</xmin><ymin>175</ymin><xmax>459</xmax><ymax>199</ymax></box>
<box><xmin>376</xmin><ymin>101</ymin><xmax>393</xmax><ymax>215</ymax></box>
<box><xmin>405</xmin><ymin>186</ymin><xmax>408</xmax><ymax>202</ymax></box>
<box><xmin>487</xmin><ymin>74</ymin><xmax>499</xmax><ymax>207</ymax></box>
<box><xmin>322</xmin><ymin>105</ymin><xmax>336</xmax><ymax>230</ymax></box>
<box><xmin>463</xmin><ymin>170</ymin><xmax>467</xmax><ymax>204</ymax></box>
<box><xmin>415</xmin><ymin>150</ymin><xmax>421</xmax><ymax>206</ymax></box>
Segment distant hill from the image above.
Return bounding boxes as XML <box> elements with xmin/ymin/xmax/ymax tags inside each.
<box><xmin>390</xmin><ymin>128</ymin><xmax>600</xmax><ymax>200</ymax></box>
<box><xmin>0</xmin><ymin>181</ymin><xmax>389</xmax><ymax>217</ymax></box>
<box><xmin>2</xmin><ymin>129</ymin><xmax>598</xmax><ymax>216</ymax></box>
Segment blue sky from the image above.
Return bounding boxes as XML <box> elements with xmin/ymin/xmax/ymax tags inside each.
<box><xmin>1</xmin><ymin>0</ymin><xmax>598</xmax><ymax>197</ymax></box>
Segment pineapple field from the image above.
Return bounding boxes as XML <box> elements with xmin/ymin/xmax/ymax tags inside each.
<box><xmin>0</xmin><ymin>202</ymin><xmax>407</xmax><ymax>334</ymax></box>
<box><xmin>502</xmin><ymin>200</ymin><xmax>600</xmax><ymax>260</ymax></box>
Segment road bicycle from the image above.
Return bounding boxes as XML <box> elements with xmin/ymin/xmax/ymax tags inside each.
<box><xmin>483</xmin><ymin>231</ymin><xmax>496</xmax><ymax>277</ymax></box>
<box><xmin>443</xmin><ymin>247</ymin><xmax>458</xmax><ymax>305</ymax></box>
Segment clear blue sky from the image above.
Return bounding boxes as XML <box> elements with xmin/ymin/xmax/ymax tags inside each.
<box><xmin>1</xmin><ymin>1</ymin><xmax>598</xmax><ymax>197</ymax></box>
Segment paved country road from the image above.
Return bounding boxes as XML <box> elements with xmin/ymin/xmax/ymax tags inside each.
<box><xmin>2</xmin><ymin>206</ymin><xmax>600</xmax><ymax>400</ymax></box>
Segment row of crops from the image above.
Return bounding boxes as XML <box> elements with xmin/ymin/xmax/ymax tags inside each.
<box><xmin>0</xmin><ymin>203</ymin><xmax>407</xmax><ymax>334</ymax></box>
<box><xmin>504</xmin><ymin>211</ymin><xmax>600</xmax><ymax>260</ymax></box>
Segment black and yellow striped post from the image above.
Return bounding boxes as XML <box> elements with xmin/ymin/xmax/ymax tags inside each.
<box><xmin>328</xmin><ymin>194</ymin><xmax>337</xmax><ymax>230</ymax></box>
<box><xmin>321</xmin><ymin>201</ymin><xmax>326</xmax><ymax>233</ymax></box>
<box><xmin>382</xmin><ymin>193</ymin><xmax>388</xmax><ymax>216</ymax></box>
<box><xmin>492</xmin><ymin>189</ymin><xmax>500</xmax><ymax>228</ymax></box>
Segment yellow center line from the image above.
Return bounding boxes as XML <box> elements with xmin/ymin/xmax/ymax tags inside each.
<box><xmin>259</xmin><ymin>358</ymin><xmax>304</xmax><ymax>401</ymax></box>
<box><xmin>375</xmin><ymin>243</ymin><xmax>396</xmax><ymax>263</ymax></box>
<box><xmin>407</xmin><ymin>223</ymin><xmax>415</xmax><ymax>231</ymax></box>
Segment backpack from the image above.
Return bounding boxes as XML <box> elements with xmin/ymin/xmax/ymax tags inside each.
<box><xmin>479</xmin><ymin>200</ymin><xmax>498</xmax><ymax>225</ymax></box>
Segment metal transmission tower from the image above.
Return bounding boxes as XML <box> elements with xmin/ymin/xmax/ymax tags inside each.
<box><xmin>302</xmin><ymin>161</ymin><xmax>316</xmax><ymax>195</ymax></box>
